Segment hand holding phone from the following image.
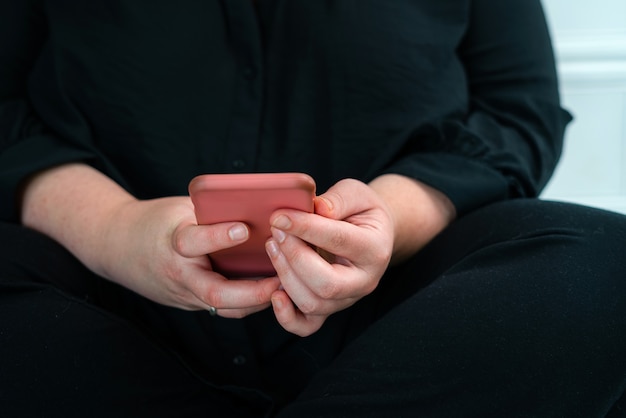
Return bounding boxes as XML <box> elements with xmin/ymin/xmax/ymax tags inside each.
<box><xmin>188</xmin><ymin>173</ymin><xmax>316</xmax><ymax>278</ymax></box>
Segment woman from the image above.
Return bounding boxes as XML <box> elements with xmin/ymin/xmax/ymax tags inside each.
<box><xmin>1</xmin><ymin>0</ymin><xmax>624</xmax><ymax>416</ymax></box>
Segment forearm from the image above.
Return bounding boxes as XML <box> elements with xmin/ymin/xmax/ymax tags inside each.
<box><xmin>369</xmin><ymin>174</ymin><xmax>456</xmax><ymax>264</ymax></box>
<box><xmin>20</xmin><ymin>163</ymin><xmax>281</xmax><ymax>314</ymax></box>
<box><xmin>20</xmin><ymin>163</ymin><xmax>137</xmax><ymax>277</ymax></box>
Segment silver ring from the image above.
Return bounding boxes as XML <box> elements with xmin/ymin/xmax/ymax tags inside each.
<box><xmin>208</xmin><ymin>306</ymin><xmax>218</xmax><ymax>316</ymax></box>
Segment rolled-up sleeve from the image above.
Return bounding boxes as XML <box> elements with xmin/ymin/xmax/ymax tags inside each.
<box><xmin>0</xmin><ymin>1</ymin><xmax>103</xmax><ymax>222</ymax></box>
<box><xmin>382</xmin><ymin>0</ymin><xmax>572</xmax><ymax>215</ymax></box>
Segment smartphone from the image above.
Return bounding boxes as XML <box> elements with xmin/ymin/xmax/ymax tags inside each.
<box><xmin>188</xmin><ymin>172</ymin><xmax>316</xmax><ymax>278</ymax></box>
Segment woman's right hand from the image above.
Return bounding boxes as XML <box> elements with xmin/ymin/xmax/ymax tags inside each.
<box><xmin>21</xmin><ymin>163</ymin><xmax>280</xmax><ymax>318</ymax></box>
<box><xmin>99</xmin><ymin>196</ymin><xmax>281</xmax><ymax>317</ymax></box>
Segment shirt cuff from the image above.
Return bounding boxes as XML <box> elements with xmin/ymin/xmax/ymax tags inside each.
<box><xmin>0</xmin><ymin>134</ymin><xmax>96</xmax><ymax>222</ymax></box>
<box><xmin>382</xmin><ymin>152</ymin><xmax>510</xmax><ymax>217</ymax></box>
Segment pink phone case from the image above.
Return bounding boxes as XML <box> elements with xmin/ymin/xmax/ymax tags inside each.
<box><xmin>188</xmin><ymin>173</ymin><xmax>316</xmax><ymax>278</ymax></box>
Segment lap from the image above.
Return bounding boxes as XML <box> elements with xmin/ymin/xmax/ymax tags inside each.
<box><xmin>282</xmin><ymin>199</ymin><xmax>626</xmax><ymax>417</ymax></box>
<box><xmin>0</xmin><ymin>276</ymin><xmax>272</xmax><ymax>417</ymax></box>
<box><xmin>0</xmin><ymin>224</ymin><xmax>272</xmax><ymax>416</ymax></box>
<box><xmin>2</xmin><ymin>199</ymin><xmax>625</xmax><ymax>416</ymax></box>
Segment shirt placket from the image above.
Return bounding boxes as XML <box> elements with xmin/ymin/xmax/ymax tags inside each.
<box><xmin>207</xmin><ymin>0</ymin><xmax>264</xmax><ymax>386</ymax></box>
<box><xmin>222</xmin><ymin>0</ymin><xmax>264</xmax><ymax>173</ymax></box>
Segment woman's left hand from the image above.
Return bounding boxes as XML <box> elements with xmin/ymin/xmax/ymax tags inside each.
<box><xmin>265</xmin><ymin>178</ymin><xmax>395</xmax><ymax>336</ymax></box>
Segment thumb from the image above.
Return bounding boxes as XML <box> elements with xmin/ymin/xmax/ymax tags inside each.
<box><xmin>314</xmin><ymin>179</ymin><xmax>373</xmax><ymax>220</ymax></box>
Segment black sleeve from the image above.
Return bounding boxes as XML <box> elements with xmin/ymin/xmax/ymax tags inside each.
<box><xmin>382</xmin><ymin>0</ymin><xmax>572</xmax><ymax>216</ymax></box>
<box><xmin>0</xmin><ymin>1</ymin><xmax>94</xmax><ymax>222</ymax></box>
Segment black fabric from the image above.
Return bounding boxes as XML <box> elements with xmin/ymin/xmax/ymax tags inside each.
<box><xmin>1</xmin><ymin>200</ymin><xmax>625</xmax><ymax>417</ymax></box>
<box><xmin>1</xmin><ymin>0</ymin><xmax>624</xmax><ymax>416</ymax></box>
<box><xmin>280</xmin><ymin>200</ymin><xmax>626</xmax><ymax>417</ymax></box>
<box><xmin>0</xmin><ymin>0</ymin><xmax>570</xmax><ymax>221</ymax></box>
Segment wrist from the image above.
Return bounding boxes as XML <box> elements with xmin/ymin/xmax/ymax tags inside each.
<box><xmin>369</xmin><ymin>174</ymin><xmax>456</xmax><ymax>263</ymax></box>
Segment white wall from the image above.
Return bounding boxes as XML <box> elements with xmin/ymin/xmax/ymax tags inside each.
<box><xmin>540</xmin><ymin>0</ymin><xmax>626</xmax><ymax>214</ymax></box>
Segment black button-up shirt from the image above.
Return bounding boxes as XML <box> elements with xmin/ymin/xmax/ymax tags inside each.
<box><xmin>0</xmin><ymin>0</ymin><xmax>573</xmax><ymax>406</ymax></box>
<box><xmin>0</xmin><ymin>0</ymin><xmax>570</xmax><ymax>222</ymax></box>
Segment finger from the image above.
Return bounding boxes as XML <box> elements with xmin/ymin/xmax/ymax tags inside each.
<box><xmin>172</xmin><ymin>222</ymin><xmax>249</xmax><ymax>258</ymax></box>
<box><xmin>265</xmin><ymin>236</ymin><xmax>328</xmax><ymax>313</ymax></box>
<box><xmin>270</xmin><ymin>210</ymin><xmax>376</xmax><ymax>264</ymax></box>
<box><xmin>267</xmin><ymin>232</ymin><xmax>362</xmax><ymax>311</ymax></box>
<box><xmin>209</xmin><ymin>302</ymin><xmax>273</xmax><ymax>319</ymax></box>
<box><xmin>187</xmin><ymin>272</ymin><xmax>281</xmax><ymax>311</ymax></box>
<box><xmin>271</xmin><ymin>290</ymin><xmax>326</xmax><ymax>337</ymax></box>
<box><xmin>314</xmin><ymin>178</ymin><xmax>380</xmax><ymax>221</ymax></box>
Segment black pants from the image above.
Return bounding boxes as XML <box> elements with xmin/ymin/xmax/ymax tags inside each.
<box><xmin>1</xmin><ymin>199</ymin><xmax>625</xmax><ymax>417</ymax></box>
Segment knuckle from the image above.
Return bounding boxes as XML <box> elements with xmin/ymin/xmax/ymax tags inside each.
<box><xmin>295</xmin><ymin>328</ymin><xmax>315</xmax><ymax>338</ymax></box>
<box><xmin>316</xmin><ymin>280</ymin><xmax>340</xmax><ymax>300</ymax></box>
<box><xmin>286</xmin><ymin>245</ymin><xmax>310</xmax><ymax>268</ymax></box>
<box><xmin>202</xmin><ymin>288</ymin><xmax>223</xmax><ymax>308</ymax></box>
<box><xmin>254</xmin><ymin>292</ymin><xmax>268</xmax><ymax>307</ymax></box>
<box><xmin>163</xmin><ymin>261</ymin><xmax>185</xmax><ymax>286</ymax></box>
<box><xmin>329</xmin><ymin>230</ymin><xmax>349</xmax><ymax>249</ymax></box>
<box><xmin>362</xmin><ymin>278</ymin><xmax>379</xmax><ymax>296</ymax></box>
<box><xmin>297</xmin><ymin>300</ymin><xmax>320</xmax><ymax>315</ymax></box>
<box><xmin>171</xmin><ymin>229</ymin><xmax>188</xmax><ymax>255</ymax></box>
<box><xmin>296</xmin><ymin>319</ymin><xmax>325</xmax><ymax>337</ymax></box>
<box><xmin>254</xmin><ymin>285</ymin><xmax>274</xmax><ymax>306</ymax></box>
<box><xmin>372</xmin><ymin>246</ymin><xmax>392</xmax><ymax>267</ymax></box>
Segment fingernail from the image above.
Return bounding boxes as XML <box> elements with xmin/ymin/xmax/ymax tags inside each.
<box><xmin>272</xmin><ymin>227</ymin><xmax>287</xmax><ymax>244</ymax></box>
<box><xmin>228</xmin><ymin>224</ymin><xmax>248</xmax><ymax>241</ymax></box>
<box><xmin>266</xmin><ymin>240</ymin><xmax>281</xmax><ymax>258</ymax></box>
<box><xmin>272</xmin><ymin>214</ymin><xmax>292</xmax><ymax>230</ymax></box>
<box><xmin>272</xmin><ymin>296</ymin><xmax>283</xmax><ymax>310</ymax></box>
<box><xmin>319</xmin><ymin>196</ymin><xmax>333</xmax><ymax>211</ymax></box>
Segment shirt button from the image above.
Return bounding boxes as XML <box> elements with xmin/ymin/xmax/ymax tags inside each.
<box><xmin>232</xmin><ymin>159</ymin><xmax>246</xmax><ymax>170</ymax></box>
<box><xmin>242</xmin><ymin>67</ymin><xmax>256</xmax><ymax>80</ymax></box>
<box><xmin>232</xmin><ymin>355</ymin><xmax>247</xmax><ymax>366</ymax></box>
